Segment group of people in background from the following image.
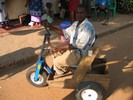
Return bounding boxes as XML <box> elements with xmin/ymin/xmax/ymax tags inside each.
<box><xmin>25</xmin><ymin>0</ymin><xmax>53</xmax><ymax>27</ymax></box>
<box><xmin>58</xmin><ymin>0</ymin><xmax>80</xmax><ymax>22</ymax></box>
<box><xmin>0</xmin><ymin>0</ymin><xmax>80</xmax><ymax>29</ymax></box>
<box><xmin>24</xmin><ymin>0</ymin><xmax>111</xmax><ymax>26</ymax></box>
<box><xmin>0</xmin><ymin>0</ymin><xmax>111</xmax><ymax>29</ymax></box>
<box><xmin>24</xmin><ymin>0</ymin><xmax>81</xmax><ymax>27</ymax></box>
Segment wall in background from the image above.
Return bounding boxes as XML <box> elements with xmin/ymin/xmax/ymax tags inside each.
<box><xmin>5</xmin><ymin>0</ymin><xmax>27</xmax><ymax>19</ymax></box>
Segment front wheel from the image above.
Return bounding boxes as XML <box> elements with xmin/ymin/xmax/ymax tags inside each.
<box><xmin>76</xmin><ymin>81</ymin><xmax>105</xmax><ymax>100</ymax></box>
<box><xmin>26</xmin><ymin>67</ymin><xmax>48</xmax><ymax>87</ymax></box>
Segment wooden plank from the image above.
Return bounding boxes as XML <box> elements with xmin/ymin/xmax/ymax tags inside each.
<box><xmin>69</xmin><ymin>48</ymin><xmax>99</xmax><ymax>88</ymax></box>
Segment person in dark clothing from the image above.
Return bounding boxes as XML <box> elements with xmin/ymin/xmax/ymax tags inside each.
<box><xmin>59</xmin><ymin>0</ymin><xmax>68</xmax><ymax>19</ymax></box>
<box><xmin>82</xmin><ymin>0</ymin><xmax>91</xmax><ymax>17</ymax></box>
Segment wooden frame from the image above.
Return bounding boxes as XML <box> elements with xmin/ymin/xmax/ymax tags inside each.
<box><xmin>49</xmin><ymin>48</ymin><xmax>110</xmax><ymax>90</ymax></box>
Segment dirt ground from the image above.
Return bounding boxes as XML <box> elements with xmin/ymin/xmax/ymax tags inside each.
<box><xmin>0</xmin><ymin>26</ymin><xmax>133</xmax><ymax>100</ymax></box>
<box><xmin>95</xmin><ymin>26</ymin><xmax>133</xmax><ymax>100</ymax></box>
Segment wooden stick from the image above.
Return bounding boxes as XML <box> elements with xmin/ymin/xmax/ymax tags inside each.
<box><xmin>69</xmin><ymin>48</ymin><xmax>99</xmax><ymax>88</ymax></box>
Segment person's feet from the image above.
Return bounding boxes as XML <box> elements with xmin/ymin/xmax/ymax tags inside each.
<box><xmin>34</xmin><ymin>22</ymin><xmax>42</xmax><ymax>28</ymax></box>
<box><xmin>28</xmin><ymin>21</ymin><xmax>34</xmax><ymax>26</ymax></box>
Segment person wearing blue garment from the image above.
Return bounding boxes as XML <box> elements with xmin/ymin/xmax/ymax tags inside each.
<box><xmin>25</xmin><ymin>0</ymin><xmax>44</xmax><ymax>26</ymax></box>
<box><xmin>95</xmin><ymin>0</ymin><xmax>110</xmax><ymax>21</ymax></box>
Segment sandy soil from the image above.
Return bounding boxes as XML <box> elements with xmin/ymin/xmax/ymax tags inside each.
<box><xmin>0</xmin><ymin>26</ymin><xmax>133</xmax><ymax>100</ymax></box>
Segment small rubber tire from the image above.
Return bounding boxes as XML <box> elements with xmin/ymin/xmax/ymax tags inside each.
<box><xmin>26</xmin><ymin>67</ymin><xmax>48</xmax><ymax>87</ymax></box>
<box><xmin>76</xmin><ymin>81</ymin><xmax>105</xmax><ymax>100</ymax></box>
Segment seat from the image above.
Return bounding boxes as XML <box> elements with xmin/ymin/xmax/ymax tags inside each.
<box><xmin>109</xmin><ymin>0</ymin><xmax>117</xmax><ymax>18</ymax></box>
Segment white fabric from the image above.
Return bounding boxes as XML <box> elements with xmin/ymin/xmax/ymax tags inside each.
<box><xmin>0</xmin><ymin>0</ymin><xmax>8</xmax><ymax>22</ymax></box>
<box><xmin>63</xmin><ymin>18</ymin><xmax>96</xmax><ymax>54</ymax></box>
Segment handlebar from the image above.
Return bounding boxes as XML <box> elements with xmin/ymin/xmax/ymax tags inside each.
<box><xmin>42</xmin><ymin>22</ymin><xmax>54</xmax><ymax>50</ymax></box>
<box><xmin>42</xmin><ymin>22</ymin><xmax>51</xmax><ymax>43</ymax></box>
<box><xmin>43</xmin><ymin>22</ymin><xmax>51</xmax><ymax>35</ymax></box>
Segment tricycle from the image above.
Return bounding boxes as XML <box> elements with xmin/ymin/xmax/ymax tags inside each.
<box><xmin>26</xmin><ymin>24</ymin><xmax>110</xmax><ymax>100</ymax></box>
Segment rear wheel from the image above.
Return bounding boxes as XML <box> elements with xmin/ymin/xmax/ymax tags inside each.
<box><xmin>76</xmin><ymin>81</ymin><xmax>105</xmax><ymax>100</ymax></box>
<box><xmin>26</xmin><ymin>67</ymin><xmax>48</xmax><ymax>87</ymax></box>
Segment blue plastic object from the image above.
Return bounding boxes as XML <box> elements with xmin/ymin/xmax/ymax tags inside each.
<box><xmin>60</xmin><ymin>21</ymin><xmax>71</xmax><ymax>42</ymax></box>
<box><xmin>60</xmin><ymin>21</ymin><xmax>71</xmax><ymax>29</ymax></box>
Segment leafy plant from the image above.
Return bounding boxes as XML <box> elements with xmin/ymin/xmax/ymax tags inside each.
<box><xmin>117</xmin><ymin>0</ymin><xmax>133</xmax><ymax>14</ymax></box>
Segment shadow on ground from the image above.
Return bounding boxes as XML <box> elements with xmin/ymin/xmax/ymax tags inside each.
<box><xmin>63</xmin><ymin>90</ymin><xmax>76</xmax><ymax>100</ymax></box>
<box><xmin>9</xmin><ymin>28</ymin><xmax>43</xmax><ymax>35</ymax></box>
